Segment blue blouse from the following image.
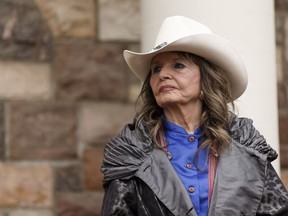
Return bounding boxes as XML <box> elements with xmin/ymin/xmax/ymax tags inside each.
<box><xmin>163</xmin><ymin>119</ymin><xmax>209</xmax><ymax>216</ymax></box>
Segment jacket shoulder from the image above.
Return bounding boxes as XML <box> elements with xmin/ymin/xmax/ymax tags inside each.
<box><xmin>229</xmin><ymin>114</ymin><xmax>277</xmax><ymax>162</ymax></box>
<box><xmin>101</xmin><ymin>122</ymin><xmax>153</xmax><ymax>185</ymax></box>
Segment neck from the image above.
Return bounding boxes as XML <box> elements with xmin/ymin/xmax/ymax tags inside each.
<box><xmin>163</xmin><ymin>103</ymin><xmax>202</xmax><ymax>134</ymax></box>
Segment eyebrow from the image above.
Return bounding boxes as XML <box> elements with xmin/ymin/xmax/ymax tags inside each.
<box><xmin>151</xmin><ymin>57</ymin><xmax>184</xmax><ymax>65</ymax></box>
<box><xmin>150</xmin><ymin>60</ymin><xmax>159</xmax><ymax>65</ymax></box>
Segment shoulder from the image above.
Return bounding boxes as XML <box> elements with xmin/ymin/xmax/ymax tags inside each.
<box><xmin>101</xmin><ymin>120</ymin><xmax>153</xmax><ymax>184</ymax></box>
<box><xmin>229</xmin><ymin>113</ymin><xmax>278</xmax><ymax>162</ymax></box>
<box><xmin>105</xmin><ymin>121</ymin><xmax>153</xmax><ymax>158</ymax></box>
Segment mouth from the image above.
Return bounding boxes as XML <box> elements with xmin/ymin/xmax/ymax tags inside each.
<box><xmin>159</xmin><ymin>85</ymin><xmax>175</xmax><ymax>93</ymax></box>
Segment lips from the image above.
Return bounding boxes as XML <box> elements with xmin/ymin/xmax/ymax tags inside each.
<box><xmin>159</xmin><ymin>85</ymin><xmax>175</xmax><ymax>93</ymax></box>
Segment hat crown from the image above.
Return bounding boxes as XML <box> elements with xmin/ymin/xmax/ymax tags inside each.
<box><xmin>124</xmin><ymin>15</ymin><xmax>248</xmax><ymax>99</ymax></box>
<box><xmin>154</xmin><ymin>16</ymin><xmax>213</xmax><ymax>47</ymax></box>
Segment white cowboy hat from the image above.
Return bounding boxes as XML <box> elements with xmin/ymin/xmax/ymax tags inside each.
<box><xmin>123</xmin><ymin>15</ymin><xmax>248</xmax><ymax>99</ymax></box>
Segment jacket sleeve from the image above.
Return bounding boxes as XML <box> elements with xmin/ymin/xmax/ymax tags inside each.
<box><xmin>101</xmin><ymin>179</ymin><xmax>137</xmax><ymax>216</ymax></box>
<box><xmin>257</xmin><ymin>163</ymin><xmax>288</xmax><ymax>216</ymax></box>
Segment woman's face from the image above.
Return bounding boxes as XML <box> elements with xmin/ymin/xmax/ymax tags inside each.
<box><xmin>149</xmin><ymin>52</ymin><xmax>201</xmax><ymax>109</ymax></box>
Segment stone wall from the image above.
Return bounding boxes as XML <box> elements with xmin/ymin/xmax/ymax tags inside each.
<box><xmin>0</xmin><ymin>0</ymin><xmax>287</xmax><ymax>215</ymax></box>
<box><xmin>0</xmin><ymin>0</ymin><xmax>140</xmax><ymax>215</ymax></box>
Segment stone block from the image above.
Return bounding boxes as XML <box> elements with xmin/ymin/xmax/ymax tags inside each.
<box><xmin>275</xmin><ymin>15</ymin><xmax>284</xmax><ymax>46</ymax></box>
<box><xmin>78</xmin><ymin>102</ymin><xmax>135</xmax><ymax>145</ymax></box>
<box><xmin>129</xmin><ymin>82</ymin><xmax>141</xmax><ymax>103</ymax></box>
<box><xmin>276</xmin><ymin>46</ymin><xmax>283</xmax><ymax>83</ymax></box>
<box><xmin>275</xmin><ymin>0</ymin><xmax>288</xmax><ymax>11</ymax></box>
<box><xmin>55</xmin><ymin>41</ymin><xmax>129</xmax><ymax>101</ymax></box>
<box><xmin>99</xmin><ymin>0</ymin><xmax>140</xmax><ymax>41</ymax></box>
<box><xmin>284</xmin><ymin>16</ymin><xmax>288</xmax><ymax>63</ymax></box>
<box><xmin>34</xmin><ymin>0</ymin><xmax>95</xmax><ymax>38</ymax></box>
<box><xmin>281</xmin><ymin>168</ymin><xmax>288</xmax><ymax>190</ymax></box>
<box><xmin>55</xmin><ymin>164</ymin><xmax>83</xmax><ymax>192</ymax></box>
<box><xmin>56</xmin><ymin>192</ymin><xmax>104</xmax><ymax>216</ymax></box>
<box><xmin>0</xmin><ymin>103</ymin><xmax>4</xmax><ymax>160</ymax></box>
<box><xmin>278</xmin><ymin>83</ymin><xmax>287</xmax><ymax>110</ymax></box>
<box><xmin>0</xmin><ymin>0</ymin><xmax>52</xmax><ymax>61</ymax></box>
<box><xmin>83</xmin><ymin>147</ymin><xmax>104</xmax><ymax>190</ymax></box>
<box><xmin>280</xmin><ymin>144</ymin><xmax>288</xmax><ymax>168</ymax></box>
<box><xmin>8</xmin><ymin>210</ymin><xmax>53</xmax><ymax>216</ymax></box>
<box><xmin>9</xmin><ymin>102</ymin><xmax>77</xmax><ymax>160</ymax></box>
<box><xmin>0</xmin><ymin>61</ymin><xmax>52</xmax><ymax>100</ymax></box>
<box><xmin>0</xmin><ymin>163</ymin><xmax>53</xmax><ymax>207</ymax></box>
<box><xmin>279</xmin><ymin>112</ymin><xmax>288</xmax><ymax>144</ymax></box>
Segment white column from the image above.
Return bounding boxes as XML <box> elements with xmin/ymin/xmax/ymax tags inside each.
<box><xmin>140</xmin><ymin>0</ymin><xmax>280</xmax><ymax>172</ymax></box>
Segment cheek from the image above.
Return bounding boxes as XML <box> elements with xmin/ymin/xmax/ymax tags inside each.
<box><xmin>181</xmin><ymin>75</ymin><xmax>199</xmax><ymax>86</ymax></box>
<box><xmin>180</xmin><ymin>78</ymin><xmax>201</xmax><ymax>93</ymax></box>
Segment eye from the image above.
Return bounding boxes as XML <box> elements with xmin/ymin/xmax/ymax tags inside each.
<box><xmin>151</xmin><ymin>65</ymin><xmax>161</xmax><ymax>74</ymax></box>
<box><xmin>174</xmin><ymin>63</ymin><xmax>185</xmax><ymax>69</ymax></box>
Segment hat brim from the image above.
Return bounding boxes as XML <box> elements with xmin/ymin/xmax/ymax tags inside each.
<box><xmin>123</xmin><ymin>34</ymin><xmax>248</xmax><ymax>100</ymax></box>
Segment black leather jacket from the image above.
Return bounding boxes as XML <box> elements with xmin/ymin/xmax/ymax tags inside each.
<box><xmin>101</xmin><ymin>115</ymin><xmax>288</xmax><ymax>216</ymax></box>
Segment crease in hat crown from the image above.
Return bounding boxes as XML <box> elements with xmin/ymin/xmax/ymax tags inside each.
<box><xmin>123</xmin><ymin>15</ymin><xmax>248</xmax><ymax>100</ymax></box>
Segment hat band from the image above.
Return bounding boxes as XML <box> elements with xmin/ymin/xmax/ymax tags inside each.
<box><xmin>151</xmin><ymin>42</ymin><xmax>168</xmax><ymax>52</ymax></box>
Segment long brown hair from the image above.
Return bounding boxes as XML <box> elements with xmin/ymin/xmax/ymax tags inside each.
<box><xmin>135</xmin><ymin>51</ymin><xmax>234</xmax><ymax>156</ymax></box>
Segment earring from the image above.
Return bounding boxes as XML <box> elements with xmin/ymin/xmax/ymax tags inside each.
<box><xmin>199</xmin><ymin>90</ymin><xmax>204</xmax><ymax>101</ymax></box>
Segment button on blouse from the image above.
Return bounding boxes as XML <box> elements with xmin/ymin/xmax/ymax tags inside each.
<box><xmin>186</xmin><ymin>163</ymin><xmax>192</xmax><ymax>169</ymax></box>
<box><xmin>188</xmin><ymin>186</ymin><xmax>195</xmax><ymax>193</ymax></box>
<box><xmin>189</xmin><ymin>136</ymin><xmax>195</xmax><ymax>142</ymax></box>
<box><xmin>164</xmin><ymin>119</ymin><xmax>209</xmax><ymax>216</ymax></box>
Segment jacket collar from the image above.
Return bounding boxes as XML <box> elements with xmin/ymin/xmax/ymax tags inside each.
<box><xmin>101</xmin><ymin>114</ymin><xmax>275</xmax><ymax>214</ymax></box>
<box><xmin>135</xmin><ymin>148</ymin><xmax>198</xmax><ymax>216</ymax></box>
<box><xmin>135</xmin><ymin>140</ymin><xmax>267</xmax><ymax>216</ymax></box>
<box><xmin>101</xmin><ymin>114</ymin><xmax>277</xmax><ymax>184</ymax></box>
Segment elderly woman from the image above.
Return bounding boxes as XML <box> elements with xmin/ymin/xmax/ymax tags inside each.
<box><xmin>101</xmin><ymin>16</ymin><xmax>288</xmax><ymax>216</ymax></box>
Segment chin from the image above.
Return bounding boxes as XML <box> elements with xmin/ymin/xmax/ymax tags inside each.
<box><xmin>156</xmin><ymin>100</ymin><xmax>177</xmax><ymax>108</ymax></box>
<box><xmin>156</xmin><ymin>95</ymin><xmax>184</xmax><ymax>108</ymax></box>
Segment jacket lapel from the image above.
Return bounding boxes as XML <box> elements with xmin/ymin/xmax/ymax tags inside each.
<box><xmin>135</xmin><ymin>148</ymin><xmax>198</xmax><ymax>216</ymax></box>
<box><xmin>208</xmin><ymin>140</ymin><xmax>266</xmax><ymax>216</ymax></box>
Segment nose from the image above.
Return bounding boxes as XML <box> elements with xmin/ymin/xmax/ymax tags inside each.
<box><xmin>159</xmin><ymin>66</ymin><xmax>172</xmax><ymax>80</ymax></box>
